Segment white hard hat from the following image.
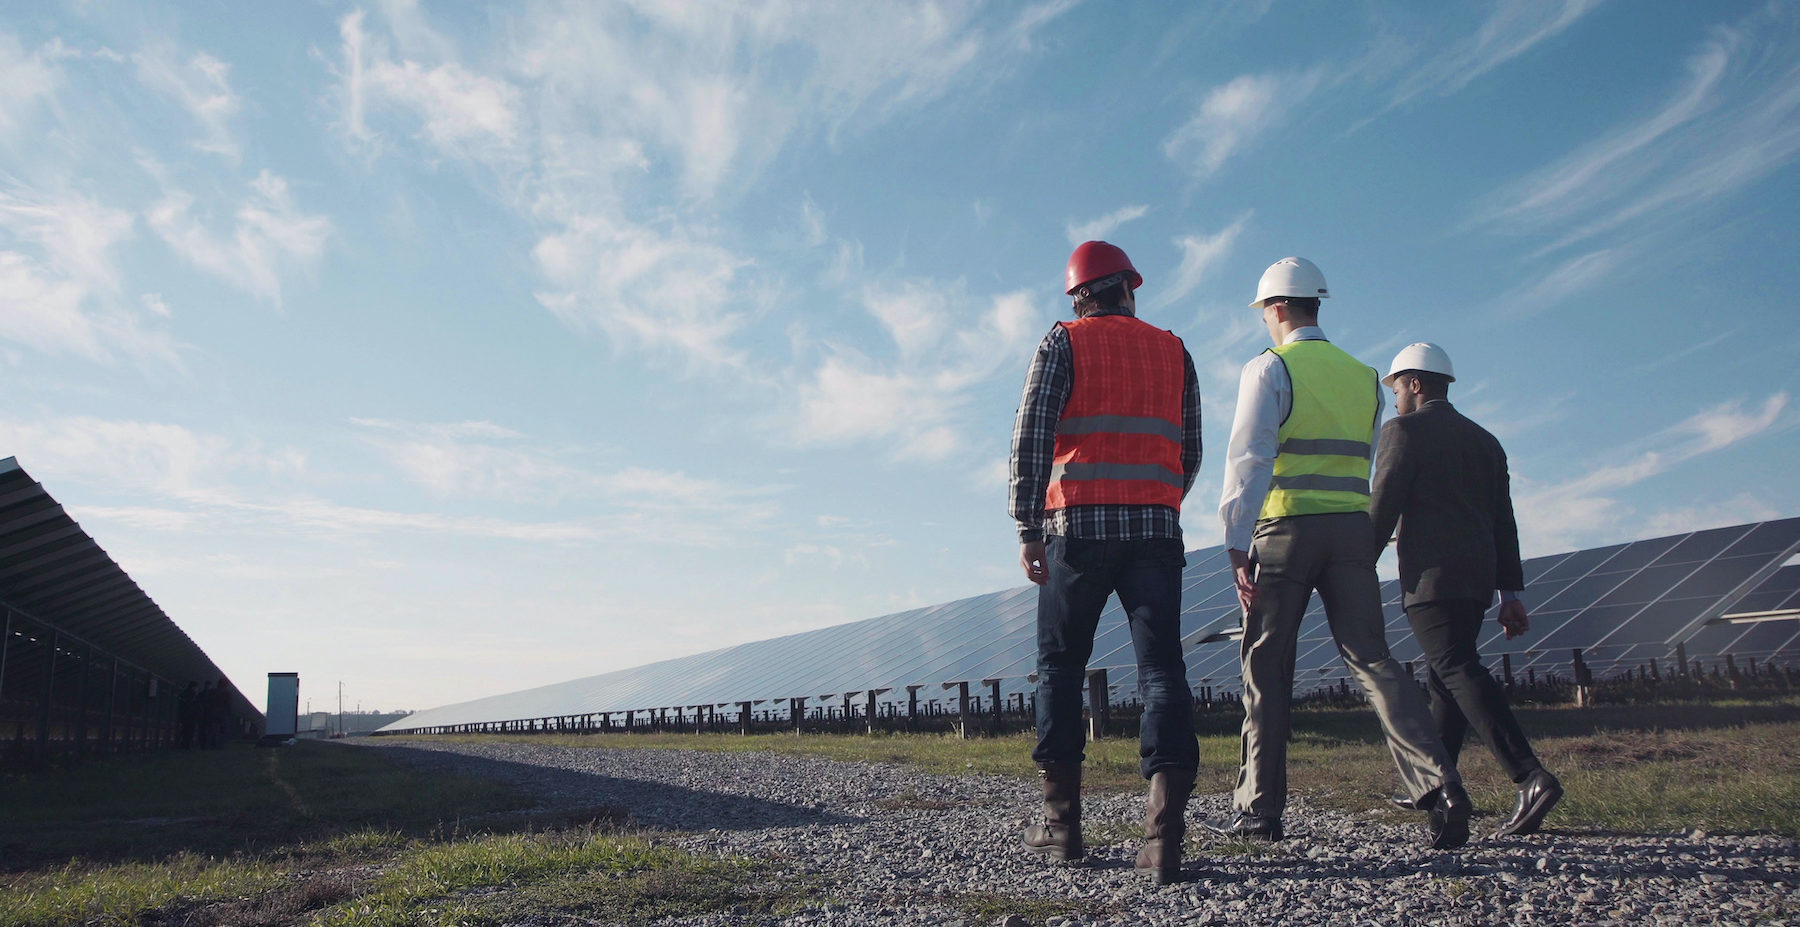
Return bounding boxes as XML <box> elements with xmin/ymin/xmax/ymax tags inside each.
<box><xmin>1383</xmin><ymin>342</ymin><xmax>1456</xmax><ymax>386</ymax></box>
<box><xmin>1251</xmin><ymin>257</ymin><xmax>1330</xmax><ymax>308</ymax></box>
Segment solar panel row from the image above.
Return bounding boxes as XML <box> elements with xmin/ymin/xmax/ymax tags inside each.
<box><xmin>381</xmin><ymin>518</ymin><xmax>1800</xmax><ymax>733</ymax></box>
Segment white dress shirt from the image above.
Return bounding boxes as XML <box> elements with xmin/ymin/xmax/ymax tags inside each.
<box><xmin>1218</xmin><ymin>326</ymin><xmax>1384</xmax><ymax>552</ymax></box>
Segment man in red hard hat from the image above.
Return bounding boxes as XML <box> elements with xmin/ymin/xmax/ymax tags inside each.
<box><xmin>1009</xmin><ymin>240</ymin><xmax>1203</xmax><ymax>884</ymax></box>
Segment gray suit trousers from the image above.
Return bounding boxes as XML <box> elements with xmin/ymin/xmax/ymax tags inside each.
<box><xmin>1235</xmin><ymin>512</ymin><xmax>1458</xmax><ymax>818</ymax></box>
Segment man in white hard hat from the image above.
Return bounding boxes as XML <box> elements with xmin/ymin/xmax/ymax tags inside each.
<box><xmin>1372</xmin><ymin>343</ymin><xmax>1564</xmax><ymax>837</ymax></box>
<box><xmin>1009</xmin><ymin>241</ymin><xmax>1203</xmax><ymax>883</ymax></box>
<box><xmin>1212</xmin><ymin>257</ymin><xmax>1470</xmax><ymax>849</ymax></box>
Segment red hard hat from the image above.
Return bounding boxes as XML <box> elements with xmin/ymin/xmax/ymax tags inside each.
<box><xmin>1065</xmin><ymin>241</ymin><xmax>1143</xmax><ymax>295</ymax></box>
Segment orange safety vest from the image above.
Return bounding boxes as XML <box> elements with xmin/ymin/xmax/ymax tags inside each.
<box><xmin>1044</xmin><ymin>315</ymin><xmax>1187</xmax><ymax>512</ymax></box>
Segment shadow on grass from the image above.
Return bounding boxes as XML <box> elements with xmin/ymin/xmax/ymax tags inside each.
<box><xmin>0</xmin><ymin>739</ymin><xmax>847</xmax><ymax>875</ymax></box>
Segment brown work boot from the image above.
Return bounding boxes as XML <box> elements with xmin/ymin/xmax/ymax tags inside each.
<box><xmin>1022</xmin><ymin>761</ymin><xmax>1084</xmax><ymax>861</ymax></box>
<box><xmin>1136</xmin><ymin>767</ymin><xmax>1196</xmax><ymax>883</ymax></box>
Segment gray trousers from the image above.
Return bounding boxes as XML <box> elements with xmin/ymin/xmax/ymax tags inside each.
<box><xmin>1234</xmin><ymin>511</ymin><xmax>1457</xmax><ymax>818</ymax></box>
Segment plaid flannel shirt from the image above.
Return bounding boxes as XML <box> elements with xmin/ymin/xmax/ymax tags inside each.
<box><xmin>1008</xmin><ymin>309</ymin><xmax>1202</xmax><ymax>543</ymax></box>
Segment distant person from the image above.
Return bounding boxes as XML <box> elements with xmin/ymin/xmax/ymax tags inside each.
<box><xmin>1009</xmin><ymin>241</ymin><xmax>1202</xmax><ymax>883</ymax></box>
<box><xmin>177</xmin><ymin>681</ymin><xmax>199</xmax><ymax>749</ymax></box>
<box><xmin>1212</xmin><ymin>257</ymin><xmax>1470</xmax><ymax>849</ymax></box>
<box><xmin>1370</xmin><ymin>343</ymin><xmax>1564</xmax><ymax>837</ymax></box>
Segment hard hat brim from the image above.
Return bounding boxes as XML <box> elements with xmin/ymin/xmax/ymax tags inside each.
<box><xmin>1381</xmin><ymin>368</ymin><xmax>1456</xmax><ymax>387</ymax></box>
<box><xmin>1250</xmin><ymin>294</ymin><xmax>1330</xmax><ymax>309</ymax></box>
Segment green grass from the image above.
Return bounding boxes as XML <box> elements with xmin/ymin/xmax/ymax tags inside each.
<box><xmin>0</xmin><ymin>855</ymin><xmax>285</xmax><ymax>927</ymax></box>
<box><xmin>317</xmin><ymin>829</ymin><xmax>815</xmax><ymax>927</ymax></box>
<box><xmin>0</xmin><ymin>742</ymin><xmax>821</xmax><ymax>927</ymax></box>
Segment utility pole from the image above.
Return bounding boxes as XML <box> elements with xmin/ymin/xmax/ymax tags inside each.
<box><xmin>337</xmin><ymin>681</ymin><xmax>343</xmax><ymax>737</ymax></box>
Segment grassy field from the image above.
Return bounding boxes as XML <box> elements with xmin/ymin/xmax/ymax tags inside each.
<box><xmin>404</xmin><ymin>698</ymin><xmax>1800</xmax><ymax>835</ymax></box>
<box><xmin>2</xmin><ymin>699</ymin><xmax>1794</xmax><ymax>926</ymax></box>
<box><xmin>0</xmin><ymin>743</ymin><xmax>821</xmax><ymax>926</ymax></box>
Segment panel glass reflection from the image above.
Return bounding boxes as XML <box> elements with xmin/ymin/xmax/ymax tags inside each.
<box><xmin>1720</xmin><ymin>518</ymin><xmax>1800</xmax><ymax>558</ymax></box>
<box><xmin>1653</xmin><ymin>525</ymin><xmax>1748</xmax><ymax>566</ymax></box>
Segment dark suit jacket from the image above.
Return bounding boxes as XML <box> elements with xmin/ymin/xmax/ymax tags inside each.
<box><xmin>1369</xmin><ymin>400</ymin><xmax>1524</xmax><ymax>608</ymax></box>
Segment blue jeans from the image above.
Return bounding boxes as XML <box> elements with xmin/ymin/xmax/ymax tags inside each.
<box><xmin>1032</xmin><ymin>535</ymin><xmax>1199</xmax><ymax>779</ymax></box>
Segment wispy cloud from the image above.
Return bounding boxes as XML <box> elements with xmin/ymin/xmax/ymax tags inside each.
<box><xmin>0</xmin><ymin>187</ymin><xmax>180</xmax><ymax>365</ymax></box>
<box><xmin>1065</xmin><ymin>204</ymin><xmax>1148</xmax><ymax>246</ymax></box>
<box><xmin>0</xmin><ymin>415</ymin><xmax>277</xmax><ymax>498</ymax></box>
<box><xmin>791</xmin><ymin>285</ymin><xmax>1044</xmax><ymax>461</ymax></box>
<box><xmin>1162</xmin><ymin>70</ymin><xmax>1323</xmax><ymax>179</ymax></box>
<box><xmin>530</xmin><ymin>209</ymin><xmax>755</xmax><ymax>369</ymax></box>
<box><xmin>350</xmin><ymin>416</ymin><xmax>782</xmax><ymax>520</ymax></box>
<box><xmin>782</xmin><ymin>542</ymin><xmax>870</xmax><ymax>571</ymax></box>
<box><xmin>1385</xmin><ymin>0</ymin><xmax>1607</xmax><ymax>112</ymax></box>
<box><xmin>1004</xmin><ymin>0</ymin><xmax>1082</xmax><ymax>53</ymax></box>
<box><xmin>0</xmin><ymin>187</ymin><xmax>134</xmax><ymax>294</ymax></box>
<box><xmin>3</xmin><ymin>413</ymin><xmax>782</xmax><ymax>548</ymax></box>
<box><xmin>371</xmin><ymin>0</ymin><xmax>458</xmax><ymax>62</ymax></box>
<box><xmin>1151</xmin><ymin>212</ymin><xmax>1251</xmax><ymax>310</ymax></box>
<box><xmin>1484</xmin><ymin>247</ymin><xmax>1624</xmax><ymax>320</ymax></box>
<box><xmin>351</xmin><ymin>418</ymin><xmax>588</xmax><ymax>500</ymax></box>
<box><xmin>1474</xmin><ymin>5</ymin><xmax>1800</xmax><ymax>249</ymax></box>
<box><xmin>0</xmin><ymin>252</ymin><xmax>171</xmax><ymax>364</ymax></box>
<box><xmin>337</xmin><ymin>10</ymin><xmax>519</xmax><ymax>162</ymax></box>
<box><xmin>331</xmin><ymin>4</ymin><xmax>1064</xmax><ymax>371</ymax></box>
<box><xmin>132</xmin><ymin>45</ymin><xmax>241</xmax><ymax>158</ymax></box>
<box><xmin>147</xmin><ymin>170</ymin><xmax>331</xmax><ymax>304</ymax></box>
<box><xmin>1629</xmin><ymin>325</ymin><xmax>1742</xmax><ymax>376</ymax></box>
<box><xmin>799</xmin><ymin>193</ymin><xmax>828</xmax><ymax>247</ymax></box>
<box><xmin>1638</xmin><ymin>495</ymin><xmax>1782</xmax><ymax>540</ymax></box>
<box><xmin>1513</xmin><ymin>392</ymin><xmax>1792</xmax><ymax>553</ymax></box>
<box><xmin>0</xmin><ymin>31</ymin><xmax>58</xmax><ymax>137</ymax></box>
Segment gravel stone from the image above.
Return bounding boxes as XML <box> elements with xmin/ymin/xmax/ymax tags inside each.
<box><xmin>357</xmin><ymin>740</ymin><xmax>1800</xmax><ymax>926</ymax></box>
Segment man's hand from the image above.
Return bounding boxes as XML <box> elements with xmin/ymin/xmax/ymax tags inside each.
<box><xmin>1229</xmin><ymin>548</ymin><xmax>1258</xmax><ymax>614</ymax></box>
<box><xmin>1498</xmin><ymin>599</ymin><xmax>1530</xmax><ymax>639</ymax></box>
<box><xmin>1021</xmin><ymin>540</ymin><xmax>1048</xmax><ymax>586</ymax></box>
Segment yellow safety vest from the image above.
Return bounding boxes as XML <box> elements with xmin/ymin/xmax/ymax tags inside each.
<box><xmin>1259</xmin><ymin>339</ymin><xmax>1379</xmax><ymax>519</ymax></box>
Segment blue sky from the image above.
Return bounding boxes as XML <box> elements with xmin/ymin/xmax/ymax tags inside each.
<box><xmin>2</xmin><ymin>0</ymin><xmax>1795</xmax><ymax>713</ymax></box>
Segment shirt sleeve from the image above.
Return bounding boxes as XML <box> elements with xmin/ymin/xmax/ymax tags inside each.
<box><xmin>1181</xmin><ymin>349</ymin><xmax>1202</xmax><ymax>497</ymax></box>
<box><xmin>1218</xmin><ymin>352</ymin><xmax>1285</xmax><ymax>551</ymax></box>
<box><xmin>1009</xmin><ymin>326</ymin><xmax>1072</xmax><ymax>543</ymax></box>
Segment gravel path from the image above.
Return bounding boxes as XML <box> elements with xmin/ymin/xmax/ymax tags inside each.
<box><xmin>362</xmin><ymin>740</ymin><xmax>1797</xmax><ymax>926</ymax></box>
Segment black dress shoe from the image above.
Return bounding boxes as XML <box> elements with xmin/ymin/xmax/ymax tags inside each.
<box><xmin>1203</xmin><ymin>812</ymin><xmax>1284</xmax><ymax>842</ymax></box>
<box><xmin>1423</xmin><ymin>781</ymin><xmax>1471</xmax><ymax>849</ymax></box>
<box><xmin>1495</xmin><ymin>768</ymin><xmax>1563</xmax><ymax>837</ymax></box>
<box><xmin>1389</xmin><ymin>795</ymin><xmax>1421</xmax><ymax>811</ymax></box>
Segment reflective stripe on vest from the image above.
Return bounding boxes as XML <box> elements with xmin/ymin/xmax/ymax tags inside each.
<box><xmin>1260</xmin><ymin>339</ymin><xmax>1378</xmax><ymax>519</ymax></box>
<box><xmin>1045</xmin><ymin>315</ymin><xmax>1186</xmax><ymax>512</ymax></box>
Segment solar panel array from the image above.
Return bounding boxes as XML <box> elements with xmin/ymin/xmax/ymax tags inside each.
<box><xmin>0</xmin><ymin>456</ymin><xmax>259</xmax><ymax>719</ymax></box>
<box><xmin>381</xmin><ymin>518</ymin><xmax>1800</xmax><ymax>733</ymax></box>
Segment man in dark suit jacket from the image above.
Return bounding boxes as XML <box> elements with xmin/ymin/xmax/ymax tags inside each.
<box><xmin>1369</xmin><ymin>343</ymin><xmax>1563</xmax><ymax>838</ymax></box>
